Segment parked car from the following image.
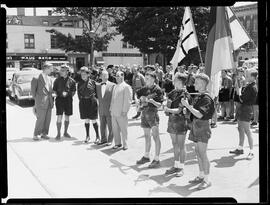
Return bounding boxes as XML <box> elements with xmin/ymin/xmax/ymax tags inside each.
<box><xmin>21</xmin><ymin>67</ymin><xmax>39</xmax><ymax>71</ymax></box>
<box><xmin>6</xmin><ymin>67</ymin><xmax>19</xmax><ymax>95</ymax></box>
<box><xmin>9</xmin><ymin>70</ymin><xmax>42</xmax><ymax>105</ymax></box>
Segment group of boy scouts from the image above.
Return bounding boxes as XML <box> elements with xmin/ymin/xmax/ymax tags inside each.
<box><xmin>31</xmin><ymin>61</ymin><xmax>258</xmax><ymax>190</ymax></box>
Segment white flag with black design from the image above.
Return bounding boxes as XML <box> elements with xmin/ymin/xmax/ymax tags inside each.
<box><xmin>170</xmin><ymin>7</ymin><xmax>199</xmax><ymax>72</ymax></box>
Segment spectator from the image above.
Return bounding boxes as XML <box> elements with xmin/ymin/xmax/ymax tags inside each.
<box><xmin>107</xmin><ymin>65</ymin><xmax>117</xmax><ymax>84</ymax></box>
<box><xmin>218</xmin><ymin>70</ymin><xmax>233</xmax><ymax>121</ymax></box>
<box><xmin>124</xmin><ymin>65</ymin><xmax>133</xmax><ymax>87</ymax></box>
<box><xmin>186</xmin><ymin>65</ymin><xmax>196</xmax><ymax>93</ymax></box>
<box><xmin>132</xmin><ymin>65</ymin><xmax>146</xmax><ymax>119</ymax></box>
<box><xmin>229</xmin><ymin>69</ymin><xmax>258</xmax><ymax>160</ymax></box>
<box><xmin>163</xmin><ymin>65</ymin><xmax>174</xmax><ymax>96</ymax></box>
<box><xmin>155</xmin><ymin>63</ymin><xmax>164</xmax><ymax>88</ymax></box>
<box><xmin>251</xmin><ymin>71</ymin><xmax>259</xmax><ymax>126</ymax></box>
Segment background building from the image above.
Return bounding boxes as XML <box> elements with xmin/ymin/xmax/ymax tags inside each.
<box><xmin>232</xmin><ymin>3</ymin><xmax>258</xmax><ymax>60</ymax></box>
<box><xmin>6</xmin><ymin>9</ymin><xmax>88</xmax><ymax>71</ymax></box>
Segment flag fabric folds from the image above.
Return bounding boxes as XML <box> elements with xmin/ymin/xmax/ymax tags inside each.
<box><xmin>170</xmin><ymin>7</ymin><xmax>199</xmax><ymax>73</ymax></box>
<box><xmin>226</xmin><ymin>6</ymin><xmax>251</xmax><ymax>50</ymax></box>
<box><xmin>205</xmin><ymin>7</ymin><xmax>235</xmax><ymax>98</ymax></box>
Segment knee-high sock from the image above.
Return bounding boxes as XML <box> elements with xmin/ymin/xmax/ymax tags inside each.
<box><xmin>64</xmin><ymin>120</ymin><xmax>69</xmax><ymax>134</ymax></box>
<box><xmin>85</xmin><ymin>123</ymin><xmax>90</xmax><ymax>137</ymax></box>
<box><xmin>93</xmin><ymin>122</ymin><xmax>100</xmax><ymax>139</ymax></box>
<box><xmin>56</xmin><ymin>122</ymin><xmax>61</xmax><ymax>135</ymax></box>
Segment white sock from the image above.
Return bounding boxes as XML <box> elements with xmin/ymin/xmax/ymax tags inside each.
<box><xmin>144</xmin><ymin>152</ymin><xmax>150</xmax><ymax>158</ymax></box>
<box><xmin>238</xmin><ymin>146</ymin><xmax>243</xmax><ymax>150</ymax></box>
<box><xmin>174</xmin><ymin>161</ymin><xmax>180</xmax><ymax>168</ymax></box>
<box><xmin>204</xmin><ymin>174</ymin><xmax>209</xmax><ymax>183</ymax></box>
<box><xmin>199</xmin><ymin>171</ymin><xmax>204</xmax><ymax>178</ymax></box>
<box><xmin>179</xmin><ymin>163</ymin><xmax>184</xmax><ymax>169</ymax></box>
<box><xmin>249</xmin><ymin>149</ymin><xmax>254</xmax><ymax>154</ymax></box>
<box><xmin>154</xmin><ymin>156</ymin><xmax>159</xmax><ymax>161</ymax></box>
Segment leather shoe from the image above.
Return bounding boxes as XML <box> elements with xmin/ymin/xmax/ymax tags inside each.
<box><xmin>106</xmin><ymin>142</ymin><xmax>112</xmax><ymax>146</ymax></box>
<box><xmin>112</xmin><ymin>144</ymin><xmax>122</xmax><ymax>149</ymax></box>
<box><xmin>123</xmin><ymin>147</ymin><xmax>128</xmax><ymax>151</ymax></box>
<box><xmin>41</xmin><ymin>135</ymin><xmax>50</xmax><ymax>140</ymax></box>
<box><xmin>97</xmin><ymin>141</ymin><xmax>107</xmax><ymax>146</ymax></box>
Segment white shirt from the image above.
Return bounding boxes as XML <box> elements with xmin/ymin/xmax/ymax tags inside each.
<box><xmin>42</xmin><ymin>72</ymin><xmax>49</xmax><ymax>90</ymax></box>
<box><xmin>113</xmin><ymin>81</ymin><xmax>124</xmax><ymax>99</ymax></box>
<box><xmin>101</xmin><ymin>82</ymin><xmax>107</xmax><ymax>98</ymax></box>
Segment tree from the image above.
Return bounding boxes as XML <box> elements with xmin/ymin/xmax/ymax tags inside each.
<box><xmin>114</xmin><ymin>7</ymin><xmax>210</xmax><ymax>66</ymax></box>
<box><xmin>49</xmin><ymin>7</ymin><xmax>124</xmax><ymax>66</ymax></box>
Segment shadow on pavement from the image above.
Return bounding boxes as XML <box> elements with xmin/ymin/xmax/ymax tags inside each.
<box><xmin>109</xmin><ymin>159</ymin><xmax>131</xmax><ymax>175</ymax></box>
<box><xmin>7</xmin><ymin>137</ymin><xmax>43</xmax><ymax>143</ymax></box>
<box><xmin>210</xmin><ymin>155</ymin><xmax>247</xmax><ymax>168</ymax></box>
<box><xmin>100</xmin><ymin>147</ymin><xmax>122</xmax><ymax>156</ymax></box>
<box><xmin>220</xmin><ymin>121</ymin><xmax>238</xmax><ymax>125</ymax></box>
<box><xmin>248</xmin><ymin>177</ymin><xmax>259</xmax><ymax>188</ymax></box>
<box><xmin>72</xmin><ymin>140</ymin><xmax>88</xmax><ymax>146</ymax></box>
<box><xmin>149</xmin><ymin>183</ymin><xmax>200</xmax><ymax>197</ymax></box>
<box><xmin>149</xmin><ymin>173</ymin><xmax>177</xmax><ymax>185</ymax></box>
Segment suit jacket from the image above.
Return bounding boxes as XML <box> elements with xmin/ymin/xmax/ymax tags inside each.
<box><xmin>110</xmin><ymin>82</ymin><xmax>132</xmax><ymax>117</ymax></box>
<box><xmin>96</xmin><ymin>81</ymin><xmax>115</xmax><ymax>116</ymax></box>
<box><xmin>31</xmin><ymin>73</ymin><xmax>54</xmax><ymax>109</ymax></box>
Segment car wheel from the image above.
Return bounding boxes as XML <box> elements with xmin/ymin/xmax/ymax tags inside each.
<box><xmin>9</xmin><ymin>95</ymin><xmax>14</xmax><ymax>101</ymax></box>
<box><xmin>14</xmin><ymin>96</ymin><xmax>21</xmax><ymax>105</ymax></box>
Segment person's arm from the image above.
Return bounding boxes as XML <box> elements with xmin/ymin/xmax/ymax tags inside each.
<box><xmin>181</xmin><ymin>99</ymin><xmax>203</xmax><ymax>119</ymax></box>
<box><xmin>164</xmin><ymin>106</ymin><xmax>181</xmax><ymax>114</ymax></box>
<box><xmin>141</xmin><ymin>75</ymin><xmax>146</xmax><ymax>86</ymax></box>
<box><xmin>149</xmin><ymin>88</ymin><xmax>163</xmax><ymax>108</ymax></box>
<box><xmin>122</xmin><ymin>85</ymin><xmax>132</xmax><ymax>115</ymax></box>
<box><xmin>31</xmin><ymin>77</ymin><xmax>38</xmax><ymax>99</ymax></box>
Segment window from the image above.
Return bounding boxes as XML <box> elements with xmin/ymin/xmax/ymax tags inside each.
<box><xmin>122</xmin><ymin>41</ymin><xmax>127</xmax><ymax>48</ymax></box>
<box><xmin>24</xmin><ymin>34</ymin><xmax>35</xmax><ymax>49</ymax></box>
<box><xmin>122</xmin><ymin>41</ymin><xmax>134</xmax><ymax>49</ymax></box>
<box><xmin>51</xmin><ymin>35</ymin><xmax>58</xmax><ymax>49</ymax></box>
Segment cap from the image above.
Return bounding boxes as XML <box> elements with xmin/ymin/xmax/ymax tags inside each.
<box><xmin>43</xmin><ymin>62</ymin><xmax>53</xmax><ymax>68</ymax></box>
<box><xmin>80</xmin><ymin>66</ymin><xmax>89</xmax><ymax>73</ymax></box>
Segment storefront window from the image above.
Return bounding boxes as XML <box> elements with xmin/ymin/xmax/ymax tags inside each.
<box><xmin>51</xmin><ymin>35</ymin><xmax>58</xmax><ymax>49</ymax></box>
<box><xmin>24</xmin><ymin>34</ymin><xmax>35</xmax><ymax>49</ymax></box>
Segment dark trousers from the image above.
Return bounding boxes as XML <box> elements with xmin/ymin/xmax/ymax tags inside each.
<box><xmin>100</xmin><ymin>114</ymin><xmax>113</xmax><ymax>143</ymax></box>
<box><xmin>34</xmin><ymin>107</ymin><xmax>52</xmax><ymax>136</ymax></box>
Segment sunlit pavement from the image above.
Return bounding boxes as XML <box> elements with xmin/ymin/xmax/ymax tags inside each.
<box><xmin>5</xmin><ymin>95</ymin><xmax>259</xmax><ymax>202</ymax></box>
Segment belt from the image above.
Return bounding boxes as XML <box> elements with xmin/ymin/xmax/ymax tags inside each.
<box><xmin>81</xmin><ymin>96</ymin><xmax>94</xmax><ymax>99</ymax></box>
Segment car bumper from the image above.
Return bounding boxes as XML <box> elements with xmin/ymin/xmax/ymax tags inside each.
<box><xmin>17</xmin><ymin>94</ymin><xmax>33</xmax><ymax>100</ymax></box>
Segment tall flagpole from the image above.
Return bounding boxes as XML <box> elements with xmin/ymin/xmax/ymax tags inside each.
<box><xmin>188</xmin><ymin>7</ymin><xmax>204</xmax><ymax>65</ymax></box>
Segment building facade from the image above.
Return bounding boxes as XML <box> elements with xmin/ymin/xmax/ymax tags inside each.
<box><xmin>6</xmin><ymin>13</ymin><xmax>88</xmax><ymax>71</ymax></box>
<box><xmin>232</xmin><ymin>3</ymin><xmax>258</xmax><ymax>60</ymax></box>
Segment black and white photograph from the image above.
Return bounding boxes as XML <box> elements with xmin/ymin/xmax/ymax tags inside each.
<box><xmin>1</xmin><ymin>1</ymin><xmax>267</xmax><ymax>203</ymax></box>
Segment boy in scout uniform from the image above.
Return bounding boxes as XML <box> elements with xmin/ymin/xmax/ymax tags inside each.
<box><xmin>164</xmin><ymin>72</ymin><xmax>191</xmax><ymax>177</ymax></box>
<box><xmin>181</xmin><ymin>73</ymin><xmax>215</xmax><ymax>190</ymax></box>
<box><xmin>53</xmin><ymin>65</ymin><xmax>76</xmax><ymax>140</ymax></box>
<box><xmin>135</xmin><ymin>67</ymin><xmax>164</xmax><ymax>168</ymax></box>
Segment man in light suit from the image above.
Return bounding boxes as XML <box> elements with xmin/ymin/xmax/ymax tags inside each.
<box><xmin>110</xmin><ymin>71</ymin><xmax>132</xmax><ymax>150</ymax></box>
<box><xmin>96</xmin><ymin>70</ymin><xmax>115</xmax><ymax>146</ymax></box>
<box><xmin>31</xmin><ymin>63</ymin><xmax>54</xmax><ymax>140</ymax></box>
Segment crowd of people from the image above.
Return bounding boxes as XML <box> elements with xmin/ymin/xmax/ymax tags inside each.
<box><xmin>30</xmin><ymin>61</ymin><xmax>258</xmax><ymax>190</ymax></box>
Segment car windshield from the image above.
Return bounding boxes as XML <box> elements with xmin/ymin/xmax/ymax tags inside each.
<box><xmin>16</xmin><ymin>74</ymin><xmax>36</xmax><ymax>84</ymax></box>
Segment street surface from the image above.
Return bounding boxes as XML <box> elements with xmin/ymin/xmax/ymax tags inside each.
<box><xmin>5</xmin><ymin>94</ymin><xmax>259</xmax><ymax>202</ymax></box>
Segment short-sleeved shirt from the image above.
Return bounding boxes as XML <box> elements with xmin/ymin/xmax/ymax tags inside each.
<box><xmin>192</xmin><ymin>93</ymin><xmax>215</xmax><ymax>120</ymax></box>
<box><xmin>77</xmin><ymin>79</ymin><xmax>97</xmax><ymax>100</ymax></box>
<box><xmin>136</xmin><ymin>84</ymin><xmax>164</xmax><ymax>110</ymax></box>
<box><xmin>167</xmin><ymin>89</ymin><xmax>191</xmax><ymax>110</ymax></box>
<box><xmin>53</xmin><ymin>76</ymin><xmax>76</xmax><ymax>98</ymax></box>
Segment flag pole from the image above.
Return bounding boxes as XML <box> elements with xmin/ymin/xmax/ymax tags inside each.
<box><xmin>188</xmin><ymin>7</ymin><xmax>204</xmax><ymax>65</ymax></box>
<box><xmin>229</xmin><ymin>6</ymin><xmax>258</xmax><ymax>52</ymax></box>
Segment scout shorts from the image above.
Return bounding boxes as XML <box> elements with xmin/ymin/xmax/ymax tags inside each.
<box><xmin>141</xmin><ymin>108</ymin><xmax>159</xmax><ymax>128</ymax></box>
<box><xmin>188</xmin><ymin>119</ymin><xmax>211</xmax><ymax>143</ymax></box>
<box><xmin>167</xmin><ymin>114</ymin><xmax>187</xmax><ymax>135</ymax></box>
<box><xmin>56</xmin><ymin>97</ymin><xmax>73</xmax><ymax>116</ymax></box>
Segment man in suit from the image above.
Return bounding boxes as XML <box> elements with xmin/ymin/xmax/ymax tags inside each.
<box><xmin>31</xmin><ymin>63</ymin><xmax>54</xmax><ymax>140</ymax></box>
<box><xmin>96</xmin><ymin>70</ymin><xmax>115</xmax><ymax>146</ymax></box>
<box><xmin>110</xmin><ymin>71</ymin><xmax>132</xmax><ymax>150</ymax></box>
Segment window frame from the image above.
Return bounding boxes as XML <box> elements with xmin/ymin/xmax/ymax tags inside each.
<box><xmin>24</xmin><ymin>34</ymin><xmax>35</xmax><ymax>49</ymax></box>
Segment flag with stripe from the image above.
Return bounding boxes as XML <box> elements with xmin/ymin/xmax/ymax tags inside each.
<box><xmin>226</xmin><ymin>6</ymin><xmax>251</xmax><ymax>50</ymax></box>
<box><xmin>205</xmin><ymin>7</ymin><xmax>235</xmax><ymax>98</ymax></box>
<box><xmin>170</xmin><ymin>7</ymin><xmax>199</xmax><ymax>73</ymax></box>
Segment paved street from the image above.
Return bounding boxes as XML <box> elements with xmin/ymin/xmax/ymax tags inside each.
<box><xmin>5</xmin><ymin>95</ymin><xmax>259</xmax><ymax>202</ymax></box>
